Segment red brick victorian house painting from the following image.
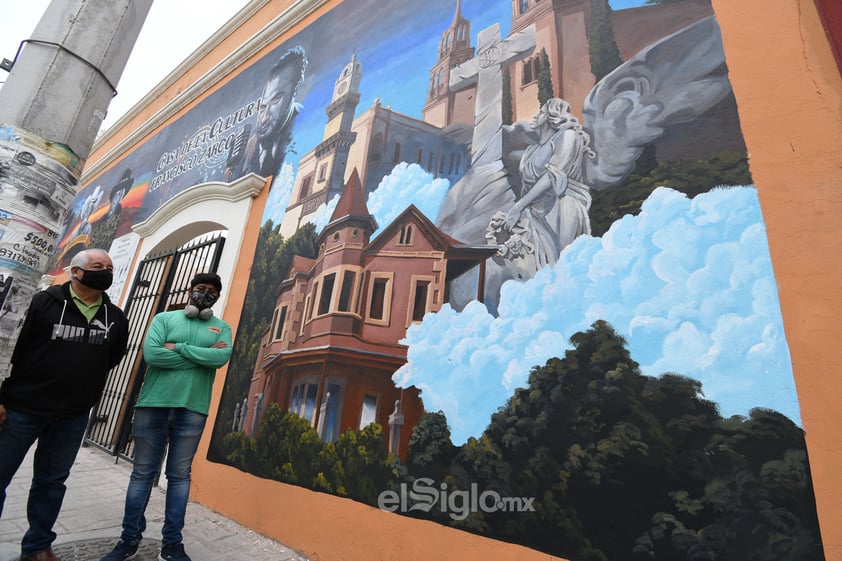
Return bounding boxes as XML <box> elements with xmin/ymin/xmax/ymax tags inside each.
<box><xmin>240</xmin><ymin>170</ymin><xmax>496</xmax><ymax>458</ymax></box>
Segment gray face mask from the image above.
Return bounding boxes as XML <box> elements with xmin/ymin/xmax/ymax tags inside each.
<box><xmin>189</xmin><ymin>289</ymin><xmax>218</xmax><ymax>309</ymax></box>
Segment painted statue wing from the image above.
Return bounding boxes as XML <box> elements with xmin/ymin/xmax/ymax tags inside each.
<box><xmin>582</xmin><ymin>16</ymin><xmax>732</xmax><ymax>190</ymax></box>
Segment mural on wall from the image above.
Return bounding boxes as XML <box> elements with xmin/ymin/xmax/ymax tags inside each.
<box><xmin>51</xmin><ymin>0</ymin><xmax>825</xmax><ymax>558</ymax></box>
<box><xmin>46</xmin><ymin>42</ymin><xmax>308</xmax><ymax>274</ymax></box>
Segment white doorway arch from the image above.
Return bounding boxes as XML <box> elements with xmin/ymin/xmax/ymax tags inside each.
<box><xmin>124</xmin><ymin>173</ymin><xmax>266</xmax><ymax>312</ymax></box>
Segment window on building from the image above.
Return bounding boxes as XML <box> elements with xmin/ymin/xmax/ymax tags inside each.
<box><xmin>274</xmin><ymin>305</ymin><xmax>287</xmax><ymax>340</ymax></box>
<box><xmin>300</xmin><ymin>175</ymin><xmax>313</xmax><ymax>199</ymax></box>
<box><xmin>370</xmin><ymin>133</ymin><xmax>384</xmax><ymax>162</ymax></box>
<box><xmin>393</xmin><ymin>142</ymin><xmax>402</xmax><ymax>163</ymax></box>
<box><xmin>412</xmin><ymin>280</ymin><xmax>431</xmax><ymax>322</ymax></box>
<box><xmin>360</xmin><ymin>394</ymin><xmax>378</xmax><ymax>429</ymax></box>
<box><xmin>520</xmin><ymin>0</ymin><xmax>529</xmax><ymax>15</ymax></box>
<box><xmin>368</xmin><ymin>275</ymin><xmax>392</xmax><ymax>322</ymax></box>
<box><xmin>306</xmin><ymin>282</ymin><xmax>318</xmax><ymax>321</ymax></box>
<box><xmin>318</xmin><ymin>273</ymin><xmax>336</xmax><ymax>315</ymax></box>
<box><xmin>338</xmin><ymin>270</ymin><xmax>356</xmax><ymax>312</ymax></box>
<box><xmin>318</xmin><ymin>163</ymin><xmax>328</xmax><ymax>182</ymax></box>
<box><xmin>398</xmin><ymin>224</ymin><xmax>413</xmax><ymax>245</ymax></box>
<box><xmin>290</xmin><ymin>379</ymin><xmax>319</xmax><ymax>426</ymax></box>
<box><xmin>417</xmin><ymin>147</ymin><xmax>423</xmax><ymax>164</ymax></box>
<box><xmin>317</xmin><ymin>382</ymin><xmax>343</xmax><ymax>442</ymax></box>
<box><xmin>523</xmin><ymin>58</ymin><xmax>534</xmax><ymax>85</ymax></box>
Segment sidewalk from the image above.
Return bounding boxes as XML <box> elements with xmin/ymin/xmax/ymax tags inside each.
<box><xmin>0</xmin><ymin>445</ymin><xmax>308</xmax><ymax>561</ymax></box>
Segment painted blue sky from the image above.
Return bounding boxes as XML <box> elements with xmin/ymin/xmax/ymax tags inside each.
<box><xmin>285</xmin><ymin>0</ymin><xmax>509</xmax><ymax>172</ymax></box>
<box><xmin>280</xmin><ymin>0</ymin><xmax>647</xmax><ymax>182</ymax></box>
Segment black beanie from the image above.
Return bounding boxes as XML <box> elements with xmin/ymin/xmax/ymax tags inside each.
<box><xmin>190</xmin><ymin>272</ymin><xmax>222</xmax><ymax>292</ymax></box>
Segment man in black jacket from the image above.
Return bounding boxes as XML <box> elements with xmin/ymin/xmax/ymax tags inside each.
<box><xmin>0</xmin><ymin>248</ymin><xmax>129</xmax><ymax>561</ymax></box>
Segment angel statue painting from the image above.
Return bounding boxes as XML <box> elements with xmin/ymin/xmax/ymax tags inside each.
<box><xmin>437</xmin><ymin>16</ymin><xmax>734</xmax><ymax>314</ymax></box>
<box><xmin>489</xmin><ymin>98</ymin><xmax>596</xmax><ymax>275</ymax></box>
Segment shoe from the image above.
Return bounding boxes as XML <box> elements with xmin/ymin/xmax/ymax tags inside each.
<box><xmin>99</xmin><ymin>539</ymin><xmax>139</xmax><ymax>561</ymax></box>
<box><xmin>19</xmin><ymin>551</ymin><xmax>61</xmax><ymax>561</ymax></box>
<box><xmin>158</xmin><ymin>543</ymin><xmax>192</xmax><ymax>561</ymax></box>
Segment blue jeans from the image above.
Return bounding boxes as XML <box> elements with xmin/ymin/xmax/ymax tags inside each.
<box><xmin>0</xmin><ymin>408</ymin><xmax>88</xmax><ymax>556</ymax></box>
<box><xmin>120</xmin><ymin>407</ymin><xmax>206</xmax><ymax>546</ymax></box>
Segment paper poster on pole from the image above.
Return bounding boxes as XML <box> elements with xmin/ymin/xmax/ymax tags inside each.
<box><xmin>0</xmin><ymin>124</ymin><xmax>81</xmax><ymax>381</ymax></box>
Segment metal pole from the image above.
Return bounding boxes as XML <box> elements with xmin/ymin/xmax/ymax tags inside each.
<box><xmin>0</xmin><ymin>0</ymin><xmax>154</xmax><ymax>379</ymax></box>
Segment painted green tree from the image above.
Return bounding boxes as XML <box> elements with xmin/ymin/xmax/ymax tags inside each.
<box><xmin>589</xmin><ymin>151</ymin><xmax>752</xmax><ymax>237</ymax></box>
<box><xmin>218</xmin><ymin>403</ymin><xmax>400</xmax><ymax>503</ymax></box>
<box><xmin>405</xmin><ymin>321</ymin><xmax>824</xmax><ymax>561</ymax></box>
<box><xmin>537</xmin><ymin>48</ymin><xmax>554</xmax><ymax>106</ymax></box>
<box><xmin>588</xmin><ymin>0</ymin><xmax>622</xmax><ymax>81</ymax></box>
<box><xmin>213</xmin><ymin>310</ymin><xmax>823</xmax><ymax>560</ymax></box>
<box><xmin>208</xmin><ymin>220</ymin><xmax>318</xmax><ymax>459</ymax></box>
<box><xmin>502</xmin><ymin>65</ymin><xmax>513</xmax><ymax>126</ymax></box>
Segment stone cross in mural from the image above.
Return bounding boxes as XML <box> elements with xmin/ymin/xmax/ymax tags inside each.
<box><xmin>450</xmin><ymin>23</ymin><xmax>536</xmax><ymax>167</ymax></box>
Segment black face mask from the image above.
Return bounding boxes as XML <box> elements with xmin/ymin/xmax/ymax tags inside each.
<box><xmin>78</xmin><ymin>268</ymin><xmax>113</xmax><ymax>291</ymax></box>
<box><xmin>190</xmin><ymin>289</ymin><xmax>218</xmax><ymax>309</ymax></box>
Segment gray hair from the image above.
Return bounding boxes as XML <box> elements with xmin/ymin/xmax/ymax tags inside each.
<box><xmin>69</xmin><ymin>248</ymin><xmax>109</xmax><ymax>270</ymax></box>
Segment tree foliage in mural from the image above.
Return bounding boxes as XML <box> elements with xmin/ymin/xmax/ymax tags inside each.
<box><xmin>219</xmin><ymin>404</ymin><xmax>402</xmax><ymax>501</ymax></box>
<box><xmin>589</xmin><ymin>150</ymin><xmax>752</xmax><ymax>237</ymax></box>
<box><xmin>537</xmin><ymin>48</ymin><xmax>554</xmax><ymax>106</ymax></box>
<box><xmin>208</xmin><ymin>220</ymin><xmax>318</xmax><ymax>458</ymax></box>
<box><xmin>502</xmin><ymin>65</ymin><xmax>513</xmax><ymax>126</ymax></box>
<box><xmin>215</xmin><ymin>320</ymin><xmax>823</xmax><ymax>560</ymax></box>
<box><xmin>588</xmin><ymin>0</ymin><xmax>623</xmax><ymax>82</ymax></box>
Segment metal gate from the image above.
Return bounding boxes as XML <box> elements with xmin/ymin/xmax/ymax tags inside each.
<box><xmin>85</xmin><ymin>233</ymin><xmax>225</xmax><ymax>460</ymax></box>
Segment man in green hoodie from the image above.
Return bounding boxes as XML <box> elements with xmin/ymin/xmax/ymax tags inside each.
<box><xmin>100</xmin><ymin>272</ymin><xmax>232</xmax><ymax>561</ymax></box>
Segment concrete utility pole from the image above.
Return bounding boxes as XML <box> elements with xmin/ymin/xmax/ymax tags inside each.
<box><xmin>0</xmin><ymin>0</ymin><xmax>154</xmax><ymax>378</ymax></box>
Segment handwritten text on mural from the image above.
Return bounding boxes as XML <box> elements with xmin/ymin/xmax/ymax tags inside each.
<box><xmin>150</xmin><ymin>99</ymin><xmax>260</xmax><ymax>190</ymax></box>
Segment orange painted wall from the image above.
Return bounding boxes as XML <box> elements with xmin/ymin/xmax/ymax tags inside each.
<box><xmin>82</xmin><ymin>0</ymin><xmax>842</xmax><ymax>559</ymax></box>
<box><xmin>712</xmin><ymin>0</ymin><xmax>842</xmax><ymax>560</ymax></box>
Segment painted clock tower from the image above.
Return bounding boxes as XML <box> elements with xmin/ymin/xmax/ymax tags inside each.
<box><xmin>316</xmin><ymin>53</ymin><xmax>363</xmax><ymax>202</ymax></box>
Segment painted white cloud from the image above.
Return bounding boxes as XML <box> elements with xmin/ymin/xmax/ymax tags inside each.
<box><xmin>367</xmin><ymin>162</ymin><xmax>450</xmax><ymax>234</ymax></box>
<box><xmin>306</xmin><ymin>162</ymin><xmax>450</xmax><ymax>235</ymax></box>
<box><xmin>395</xmin><ymin>186</ymin><xmax>800</xmax><ymax>445</ymax></box>
<box><xmin>262</xmin><ymin>163</ymin><xmax>295</xmax><ymax>227</ymax></box>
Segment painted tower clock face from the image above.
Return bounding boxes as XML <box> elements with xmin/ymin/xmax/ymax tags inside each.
<box><xmin>337</xmin><ymin>81</ymin><xmax>348</xmax><ymax>96</ymax></box>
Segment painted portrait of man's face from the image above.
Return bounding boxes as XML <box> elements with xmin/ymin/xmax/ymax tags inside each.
<box><xmin>256</xmin><ymin>61</ymin><xmax>303</xmax><ymax>143</ymax></box>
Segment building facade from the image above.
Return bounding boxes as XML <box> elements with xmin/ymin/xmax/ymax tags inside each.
<box><xmin>280</xmin><ymin>57</ymin><xmax>471</xmax><ymax>238</ymax></box>
<box><xmin>249</xmin><ymin>170</ymin><xmax>496</xmax><ymax>457</ymax></box>
<box><xmin>36</xmin><ymin>0</ymin><xmax>842</xmax><ymax>559</ymax></box>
